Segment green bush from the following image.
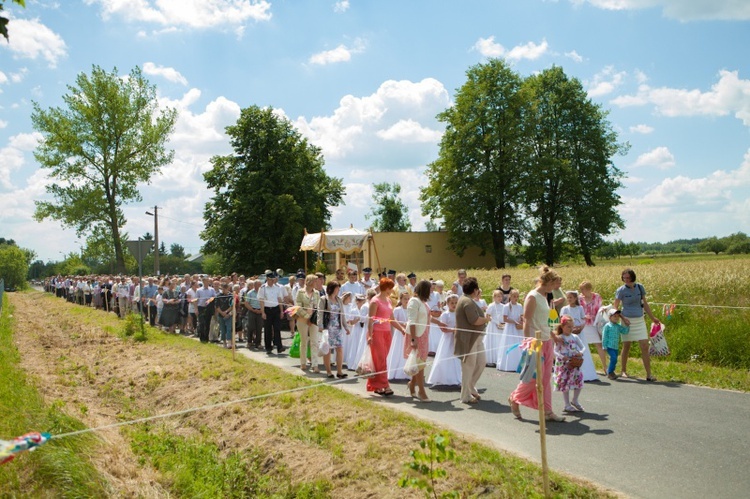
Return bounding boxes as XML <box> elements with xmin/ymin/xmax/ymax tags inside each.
<box><xmin>0</xmin><ymin>245</ymin><xmax>29</xmax><ymax>290</ymax></box>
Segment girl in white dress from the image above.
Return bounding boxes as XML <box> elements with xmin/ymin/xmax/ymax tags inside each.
<box><xmin>344</xmin><ymin>294</ymin><xmax>367</xmax><ymax>369</ymax></box>
<box><xmin>351</xmin><ymin>290</ymin><xmax>375</xmax><ymax>371</ymax></box>
<box><xmin>561</xmin><ymin>291</ymin><xmax>598</xmax><ymax>381</ymax></box>
<box><xmin>427</xmin><ymin>285</ymin><xmax>444</xmax><ymax>354</ymax></box>
<box><xmin>387</xmin><ymin>292</ymin><xmax>410</xmax><ymax>380</ymax></box>
<box><xmin>484</xmin><ymin>290</ymin><xmax>504</xmax><ymax>367</ymax></box>
<box><xmin>427</xmin><ymin>294</ymin><xmax>462</xmax><ymax>386</ymax></box>
<box><xmin>497</xmin><ymin>289</ymin><xmax>524</xmax><ymax>371</ymax></box>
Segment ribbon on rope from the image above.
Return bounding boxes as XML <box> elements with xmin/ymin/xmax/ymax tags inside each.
<box><xmin>1</xmin><ymin>432</ymin><xmax>51</xmax><ymax>465</ymax></box>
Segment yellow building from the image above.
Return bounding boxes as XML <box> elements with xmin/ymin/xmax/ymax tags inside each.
<box><xmin>359</xmin><ymin>231</ymin><xmax>497</xmax><ymax>272</ymax></box>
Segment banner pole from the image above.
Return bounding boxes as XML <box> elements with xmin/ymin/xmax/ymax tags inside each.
<box><xmin>535</xmin><ymin>330</ymin><xmax>550</xmax><ymax>497</ymax></box>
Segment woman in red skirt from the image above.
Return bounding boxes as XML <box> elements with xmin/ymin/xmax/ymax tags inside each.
<box><xmin>367</xmin><ymin>277</ymin><xmax>406</xmax><ymax>396</ymax></box>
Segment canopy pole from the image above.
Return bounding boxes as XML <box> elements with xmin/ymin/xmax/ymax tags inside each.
<box><xmin>369</xmin><ymin>230</ymin><xmax>382</xmax><ymax>274</ymax></box>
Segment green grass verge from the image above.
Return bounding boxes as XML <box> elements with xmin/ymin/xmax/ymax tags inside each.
<box><xmin>0</xmin><ymin>294</ymin><xmax>111</xmax><ymax>497</ymax></box>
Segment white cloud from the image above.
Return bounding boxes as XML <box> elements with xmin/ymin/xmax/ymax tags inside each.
<box><xmin>293</xmin><ymin>78</ymin><xmax>450</xmax><ymax>160</ymax></box>
<box><xmin>612</xmin><ymin>70</ymin><xmax>750</xmax><ymax>127</ymax></box>
<box><xmin>0</xmin><ymin>132</ymin><xmax>43</xmax><ymax>189</ymax></box>
<box><xmin>629</xmin><ymin>124</ymin><xmax>654</xmax><ymax>134</ymax></box>
<box><xmin>85</xmin><ymin>0</ymin><xmax>272</xmax><ymax>29</ymax></box>
<box><xmin>309</xmin><ymin>38</ymin><xmax>366</xmax><ymax>65</ymax></box>
<box><xmin>0</xmin><ymin>71</ymin><xmax>7</xmax><ymax>84</ymax></box>
<box><xmin>620</xmin><ymin>150</ymin><xmax>750</xmax><ymax>241</ymax></box>
<box><xmin>569</xmin><ymin>0</ymin><xmax>750</xmax><ymax>21</ymax></box>
<box><xmin>1</xmin><ymin>18</ymin><xmax>67</xmax><ymax>67</ymax></box>
<box><xmin>0</xmin><ymin>120</ymin><xmax>7</xmax><ymax>129</ymax></box>
<box><xmin>565</xmin><ymin>50</ymin><xmax>583</xmax><ymax>63</ymax></box>
<box><xmin>376</xmin><ymin>119</ymin><xmax>443</xmax><ymax>143</ymax></box>
<box><xmin>587</xmin><ymin>65</ymin><xmax>626</xmax><ymax>97</ymax></box>
<box><xmin>334</xmin><ymin>0</ymin><xmax>350</xmax><ymax>13</ymax></box>
<box><xmin>631</xmin><ymin>146</ymin><xmax>675</xmax><ymax>170</ymax></box>
<box><xmin>143</xmin><ymin>62</ymin><xmax>188</xmax><ymax>85</ymax></box>
<box><xmin>473</xmin><ymin>36</ymin><xmax>549</xmax><ymax>61</ymax></box>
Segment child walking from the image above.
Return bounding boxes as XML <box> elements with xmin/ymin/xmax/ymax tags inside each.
<box><xmin>553</xmin><ymin>315</ymin><xmax>587</xmax><ymax>412</ymax></box>
<box><xmin>601</xmin><ymin>309</ymin><xmax>630</xmax><ymax>380</ymax></box>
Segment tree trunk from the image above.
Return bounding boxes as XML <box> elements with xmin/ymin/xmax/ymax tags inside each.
<box><xmin>491</xmin><ymin>226</ymin><xmax>506</xmax><ymax>268</ymax></box>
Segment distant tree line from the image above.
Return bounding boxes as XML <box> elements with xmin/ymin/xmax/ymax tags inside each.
<box><xmin>594</xmin><ymin>232</ymin><xmax>750</xmax><ymax>259</ymax></box>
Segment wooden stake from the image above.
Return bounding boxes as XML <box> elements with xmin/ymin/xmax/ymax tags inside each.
<box><xmin>535</xmin><ymin>330</ymin><xmax>550</xmax><ymax>497</ymax></box>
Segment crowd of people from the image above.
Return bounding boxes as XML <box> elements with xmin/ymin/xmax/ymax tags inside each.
<box><xmin>44</xmin><ymin>265</ymin><xmax>660</xmax><ymax>419</ymax></box>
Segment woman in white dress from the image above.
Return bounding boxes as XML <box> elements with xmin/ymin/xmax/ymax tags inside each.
<box><xmin>344</xmin><ymin>294</ymin><xmax>367</xmax><ymax>369</ymax></box>
<box><xmin>484</xmin><ymin>290</ymin><xmax>504</xmax><ymax>367</ymax></box>
<box><xmin>387</xmin><ymin>292</ymin><xmax>410</xmax><ymax>380</ymax></box>
<box><xmin>561</xmin><ymin>291</ymin><xmax>598</xmax><ymax>381</ymax></box>
<box><xmin>497</xmin><ymin>289</ymin><xmax>524</xmax><ymax>371</ymax></box>
<box><xmin>427</xmin><ymin>294</ymin><xmax>462</xmax><ymax>386</ymax></box>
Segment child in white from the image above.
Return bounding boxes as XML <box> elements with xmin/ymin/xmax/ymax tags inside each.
<box><xmin>387</xmin><ymin>292</ymin><xmax>410</xmax><ymax>380</ymax></box>
<box><xmin>561</xmin><ymin>290</ymin><xmax>598</xmax><ymax>381</ymax></box>
<box><xmin>155</xmin><ymin>287</ymin><xmax>164</xmax><ymax>326</ymax></box>
<box><xmin>497</xmin><ymin>289</ymin><xmax>523</xmax><ymax>371</ymax></box>
<box><xmin>351</xmin><ymin>289</ymin><xmax>375</xmax><ymax>371</ymax></box>
<box><xmin>427</xmin><ymin>284</ymin><xmax>444</xmax><ymax>354</ymax></box>
<box><xmin>484</xmin><ymin>290</ymin><xmax>504</xmax><ymax>368</ymax></box>
<box><xmin>553</xmin><ymin>315</ymin><xmax>586</xmax><ymax>412</ymax></box>
<box><xmin>427</xmin><ymin>294</ymin><xmax>461</xmax><ymax>386</ymax></box>
<box><xmin>344</xmin><ymin>295</ymin><xmax>367</xmax><ymax>369</ymax></box>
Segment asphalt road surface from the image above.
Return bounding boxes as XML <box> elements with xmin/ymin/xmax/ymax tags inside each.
<box><xmin>224</xmin><ymin>333</ymin><xmax>749</xmax><ymax>499</ymax></box>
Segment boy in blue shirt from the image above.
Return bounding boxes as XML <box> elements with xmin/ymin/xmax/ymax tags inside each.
<box><xmin>602</xmin><ymin>309</ymin><xmax>629</xmax><ymax>380</ymax></box>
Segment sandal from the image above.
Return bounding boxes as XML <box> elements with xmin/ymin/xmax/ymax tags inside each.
<box><xmin>572</xmin><ymin>402</ymin><xmax>585</xmax><ymax>412</ymax></box>
<box><xmin>620</xmin><ymin>372</ymin><xmax>630</xmax><ymax>379</ymax></box>
<box><xmin>327</xmin><ymin>374</ymin><xmax>335</xmax><ymax>379</ymax></box>
<box><xmin>508</xmin><ymin>397</ymin><xmax>522</xmax><ymax>419</ymax></box>
<box><xmin>417</xmin><ymin>396</ymin><xmax>431</xmax><ymax>403</ymax></box>
<box><xmin>545</xmin><ymin>412</ymin><xmax>566</xmax><ymax>422</ymax></box>
<box><xmin>375</xmin><ymin>388</ymin><xmax>388</xmax><ymax>396</ymax></box>
<box><xmin>336</xmin><ymin>373</ymin><xmax>348</xmax><ymax>379</ymax></box>
<box><xmin>383</xmin><ymin>388</ymin><xmax>394</xmax><ymax>397</ymax></box>
<box><xmin>563</xmin><ymin>405</ymin><xmax>578</xmax><ymax>413</ymax></box>
<box><xmin>646</xmin><ymin>376</ymin><xmax>657</xmax><ymax>382</ymax></box>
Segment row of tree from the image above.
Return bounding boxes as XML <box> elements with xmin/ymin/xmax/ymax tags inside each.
<box><xmin>421</xmin><ymin>59</ymin><xmax>626</xmax><ymax>267</ymax></box>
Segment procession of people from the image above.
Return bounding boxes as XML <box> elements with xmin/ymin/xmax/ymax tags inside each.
<box><xmin>44</xmin><ymin>264</ymin><xmax>660</xmax><ymax>420</ymax></box>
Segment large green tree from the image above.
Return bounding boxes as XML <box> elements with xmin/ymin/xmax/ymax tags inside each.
<box><xmin>367</xmin><ymin>182</ymin><xmax>412</xmax><ymax>232</ymax></box>
<box><xmin>202</xmin><ymin>106</ymin><xmax>344</xmax><ymax>273</ymax></box>
<box><xmin>421</xmin><ymin>59</ymin><xmax>530</xmax><ymax>267</ymax></box>
<box><xmin>523</xmin><ymin>66</ymin><xmax>625</xmax><ymax>266</ymax></box>
<box><xmin>32</xmin><ymin>65</ymin><xmax>177</xmax><ymax>274</ymax></box>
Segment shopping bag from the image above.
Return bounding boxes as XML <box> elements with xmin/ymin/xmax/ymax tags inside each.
<box><xmin>356</xmin><ymin>345</ymin><xmax>375</xmax><ymax>378</ymax></box>
<box><xmin>403</xmin><ymin>350</ymin><xmax>419</xmax><ymax>377</ymax></box>
<box><xmin>518</xmin><ymin>349</ymin><xmax>537</xmax><ymax>383</ymax></box>
<box><xmin>318</xmin><ymin>330</ymin><xmax>330</xmax><ymax>356</ymax></box>
<box><xmin>649</xmin><ymin>323</ymin><xmax>670</xmax><ymax>357</ymax></box>
<box><xmin>289</xmin><ymin>332</ymin><xmax>301</xmax><ymax>358</ymax></box>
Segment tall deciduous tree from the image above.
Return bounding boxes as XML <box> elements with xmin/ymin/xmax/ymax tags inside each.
<box><xmin>32</xmin><ymin>65</ymin><xmax>177</xmax><ymax>274</ymax></box>
<box><xmin>523</xmin><ymin>66</ymin><xmax>625</xmax><ymax>266</ymax></box>
<box><xmin>202</xmin><ymin>106</ymin><xmax>344</xmax><ymax>273</ymax></box>
<box><xmin>421</xmin><ymin>59</ymin><xmax>529</xmax><ymax>267</ymax></box>
<box><xmin>367</xmin><ymin>182</ymin><xmax>412</xmax><ymax>232</ymax></box>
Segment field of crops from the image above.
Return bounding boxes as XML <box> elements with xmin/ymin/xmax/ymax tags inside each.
<box><xmin>415</xmin><ymin>255</ymin><xmax>750</xmax><ymax>370</ymax></box>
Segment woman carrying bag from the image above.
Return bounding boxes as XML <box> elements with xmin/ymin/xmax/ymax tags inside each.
<box><xmin>296</xmin><ymin>275</ymin><xmax>321</xmax><ymax>372</ymax></box>
<box><xmin>317</xmin><ymin>281</ymin><xmax>350</xmax><ymax>379</ymax></box>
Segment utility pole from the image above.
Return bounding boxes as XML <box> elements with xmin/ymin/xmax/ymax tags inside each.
<box><xmin>146</xmin><ymin>206</ymin><xmax>160</xmax><ymax>275</ymax></box>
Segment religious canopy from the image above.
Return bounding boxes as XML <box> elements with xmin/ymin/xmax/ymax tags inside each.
<box><xmin>299</xmin><ymin>228</ymin><xmax>370</xmax><ymax>255</ymax></box>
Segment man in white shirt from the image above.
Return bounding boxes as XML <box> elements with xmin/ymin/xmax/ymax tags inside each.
<box><xmin>258</xmin><ymin>271</ymin><xmax>286</xmax><ymax>354</ymax></box>
<box><xmin>340</xmin><ymin>269</ymin><xmax>364</xmax><ymax>297</ymax></box>
<box><xmin>117</xmin><ymin>277</ymin><xmax>131</xmax><ymax>318</ymax></box>
<box><xmin>196</xmin><ymin>277</ymin><xmax>216</xmax><ymax>343</ymax></box>
<box><xmin>360</xmin><ymin>267</ymin><xmax>376</xmax><ymax>289</ymax></box>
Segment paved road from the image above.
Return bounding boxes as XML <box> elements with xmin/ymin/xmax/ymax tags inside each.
<box><xmin>220</xmin><ymin>333</ymin><xmax>748</xmax><ymax>499</ymax></box>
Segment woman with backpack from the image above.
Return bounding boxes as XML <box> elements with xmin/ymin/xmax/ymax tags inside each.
<box><xmin>613</xmin><ymin>269</ymin><xmax>661</xmax><ymax>382</ymax></box>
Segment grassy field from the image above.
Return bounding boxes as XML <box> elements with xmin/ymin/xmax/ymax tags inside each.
<box><xmin>408</xmin><ymin>255</ymin><xmax>750</xmax><ymax>391</ymax></box>
<box><xmin>1</xmin><ymin>291</ymin><xmax>614</xmax><ymax>498</ymax></box>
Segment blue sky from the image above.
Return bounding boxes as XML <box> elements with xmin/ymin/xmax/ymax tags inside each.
<box><xmin>1</xmin><ymin>0</ymin><xmax>749</xmax><ymax>263</ymax></box>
